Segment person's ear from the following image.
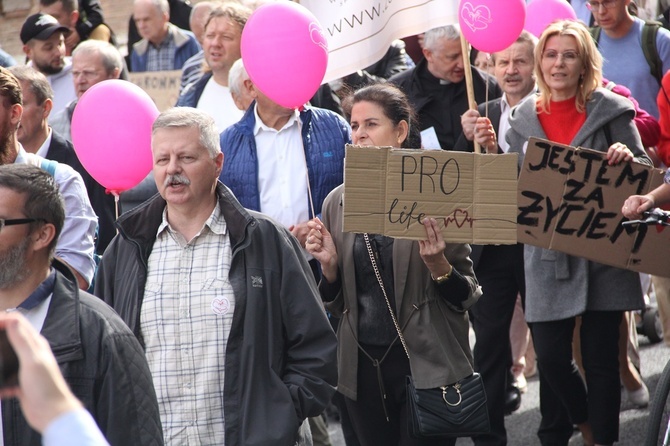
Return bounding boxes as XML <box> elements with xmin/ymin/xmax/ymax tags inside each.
<box><xmin>42</xmin><ymin>98</ymin><xmax>53</xmax><ymax>120</ymax></box>
<box><xmin>31</xmin><ymin>223</ymin><xmax>57</xmax><ymax>252</ymax></box>
<box><xmin>70</xmin><ymin>10</ymin><xmax>80</xmax><ymax>28</ymax></box>
<box><xmin>397</xmin><ymin>120</ymin><xmax>409</xmax><ymax>146</ymax></box>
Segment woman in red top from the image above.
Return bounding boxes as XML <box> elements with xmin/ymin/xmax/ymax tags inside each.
<box><xmin>505</xmin><ymin>20</ymin><xmax>652</xmax><ymax>446</ymax></box>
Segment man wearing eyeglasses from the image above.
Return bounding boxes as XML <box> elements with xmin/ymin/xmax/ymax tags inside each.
<box><xmin>50</xmin><ymin>39</ymin><xmax>122</xmax><ymax>142</ymax></box>
<box><xmin>0</xmin><ymin>163</ymin><xmax>163</xmax><ymax>446</ymax></box>
<box><xmin>589</xmin><ymin>0</ymin><xmax>670</xmax><ymax>118</ymax></box>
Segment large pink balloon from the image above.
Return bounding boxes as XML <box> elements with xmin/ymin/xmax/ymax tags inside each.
<box><xmin>241</xmin><ymin>2</ymin><xmax>328</xmax><ymax>109</ymax></box>
<box><xmin>525</xmin><ymin>0</ymin><xmax>577</xmax><ymax>38</ymax></box>
<box><xmin>71</xmin><ymin>80</ymin><xmax>158</xmax><ymax>194</ymax></box>
<box><xmin>459</xmin><ymin>0</ymin><xmax>527</xmax><ymax>53</ymax></box>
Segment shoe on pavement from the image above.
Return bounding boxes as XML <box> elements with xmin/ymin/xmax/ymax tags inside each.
<box><xmin>626</xmin><ymin>382</ymin><xmax>649</xmax><ymax>408</ymax></box>
<box><xmin>504</xmin><ymin>386</ymin><xmax>522</xmax><ymax>415</ymax></box>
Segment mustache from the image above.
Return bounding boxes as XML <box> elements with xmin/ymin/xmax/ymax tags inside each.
<box><xmin>164</xmin><ymin>174</ymin><xmax>191</xmax><ymax>187</ymax></box>
<box><xmin>503</xmin><ymin>75</ymin><xmax>523</xmax><ymax>83</ymax></box>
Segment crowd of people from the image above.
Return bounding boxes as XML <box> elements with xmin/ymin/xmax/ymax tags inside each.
<box><xmin>0</xmin><ymin>0</ymin><xmax>669</xmax><ymax>446</ymax></box>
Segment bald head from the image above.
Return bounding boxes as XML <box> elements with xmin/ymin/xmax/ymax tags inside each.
<box><xmin>190</xmin><ymin>2</ymin><xmax>216</xmax><ymax>44</ymax></box>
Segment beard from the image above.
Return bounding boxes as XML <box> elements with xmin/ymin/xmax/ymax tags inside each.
<box><xmin>0</xmin><ymin>237</ymin><xmax>30</xmax><ymax>290</ymax></box>
<box><xmin>33</xmin><ymin>59</ymin><xmax>63</xmax><ymax>75</ymax></box>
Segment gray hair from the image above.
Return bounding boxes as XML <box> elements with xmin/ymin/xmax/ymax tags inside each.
<box><xmin>228</xmin><ymin>58</ymin><xmax>248</xmax><ymax>97</ymax></box>
<box><xmin>423</xmin><ymin>24</ymin><xmax>460</xmax><ymax>51</ymax></box>
<box><xmin>72</xmin><ymin>40</ymin><xmax>123</xmax><ymax>76</ymax></box>
<box><xmin>135</xmin><ymin>0</ymin><xmax>169</xmax><ymax>15</ymax></box>
<box><xmin>8</xmin><ymin>66</ymin><xmax>53</xmax><ymax>104</ymax></box>
<box><xmin>152</xmin><ymin>107</ymin><xmax>221</xmax><ymax>158</ymax></box>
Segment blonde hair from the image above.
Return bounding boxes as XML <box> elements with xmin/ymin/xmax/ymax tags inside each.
<box><xmin>534</xmin><ymin>20</ymin><xmax>602</xmax><ymax>113</ymax></box>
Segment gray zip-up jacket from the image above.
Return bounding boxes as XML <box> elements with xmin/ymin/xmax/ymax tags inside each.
<box><xmin>95</xmin><ymin>182</ymin><xmax>337</xmax><ymax>445</ymax></box>
<box><xmin>506</xmin><ymin>88</ymin><xmax>651</xmax><ymax>322</ymax></box>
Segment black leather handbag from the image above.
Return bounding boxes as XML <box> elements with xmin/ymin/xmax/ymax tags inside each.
<box><xmin>406</xmin><ymin>373</ymin><xmax>490</xmax><ymax>438</ymax></box>
<box><xmin>363</xmin><ymin>233</ymin><xmax>490</xmax><ymax>439</ymax></box>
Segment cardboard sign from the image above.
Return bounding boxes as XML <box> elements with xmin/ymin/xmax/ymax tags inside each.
<box><xmin>343</xmin><ymin>145</ymin><xmax>518</xmax><ymax>244</ymax></box>
<box><xmin>299</xmin><ymin>0</ymin><xmax>458</xmax><ymax>83</ymax></box>
<box><xmin>518</xmin><ymin>137</ymin><xmax>670</xmax><ymax>277</ymax></box>
<box><xmin>128</xmin><ymin>70</ymin><xmax>182</xmax><ymax>112</ymax></box>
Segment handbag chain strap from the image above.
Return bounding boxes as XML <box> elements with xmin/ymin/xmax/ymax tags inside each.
<box><xmin>363</xmin><ymin>233</ymin><xmax>410</xmax><ymax>359</ymax></box>
<box><xmin>364</xmin><ymin>234</ymin><xmax>466</xmax><ymax>407</ymax></box>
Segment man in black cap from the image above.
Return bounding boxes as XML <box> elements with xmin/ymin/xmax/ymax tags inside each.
<box><xmin>21</xmin><ymin>13</ymin><xmax>77</xmax><ymax>117</ymax></box>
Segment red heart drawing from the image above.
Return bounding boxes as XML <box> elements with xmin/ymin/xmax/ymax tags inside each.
<box><xmin>453</xmin><ymin>209</ymin><xmax>470</xmax><ymax>228</ymax></box>
<box><xmin>211</xmin><ymin>298</ymin><xmax>230</xmax><ymax>315</ymax></box>
<box><xmin>460</xmin><ymin>2</ymin><xmax>492</xmax><ymax>32</ymax></box>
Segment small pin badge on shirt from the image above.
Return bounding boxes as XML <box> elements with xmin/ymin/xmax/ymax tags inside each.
<box><xmin>211</xmin><ymin>297</ymin><xmax>230</xmax><ymax>315</ymax></box>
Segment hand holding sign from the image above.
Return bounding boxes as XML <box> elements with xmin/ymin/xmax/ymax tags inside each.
<box><xmin>459</xmin><ymin>0</ymin><xmax>526</xmax><ymax>53</ymax></box>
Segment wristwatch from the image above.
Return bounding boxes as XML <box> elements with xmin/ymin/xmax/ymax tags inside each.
<box><xmin>431</xmin><ymin>265</ymin><xmax>453</xmax><ymax>284</ymax></box>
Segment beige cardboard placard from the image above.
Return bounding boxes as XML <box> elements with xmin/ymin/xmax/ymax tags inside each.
<box><xmin>128</xmin><ymin>70</ymin><xmax>182</xmax><ymax>112</ymax></box>
<box><xmin>518</xmin><ymin>137</ymin><xmax>670</xmax><ymax>277</ymax></box>
<box><xmin>343</xmin><ymin>145</ymin><xmax>518</xmax><ymax>243</ymax></box>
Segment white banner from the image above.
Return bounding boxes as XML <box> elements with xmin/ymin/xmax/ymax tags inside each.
<box><xmin>299</xmin><ymin>0</ymin><xmax>459</xmax><ymax>83</ymax></box>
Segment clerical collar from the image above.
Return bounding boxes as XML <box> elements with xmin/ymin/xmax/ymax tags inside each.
<box><xmin>439</xmin><ymin>79</ymin><xmax>452</xmax><ymax>85</ymax></box>
<box><xmin>18</xmin><ymin>269</ymin><xmax>56</xmax><ymax>311</ymax></box>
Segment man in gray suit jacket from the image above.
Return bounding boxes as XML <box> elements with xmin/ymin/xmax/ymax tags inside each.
<box><xmin>453</xmin><ymin>31</ymin><xmax>537</xmax><ymax>446</ymax></box>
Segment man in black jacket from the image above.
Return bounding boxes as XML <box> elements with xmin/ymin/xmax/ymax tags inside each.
<box><xmin>9</xmin><ymin>65</ymin><xmax>116</xmax><ymax>254</ymax></box>
<box><xmin>95</xmin><ymin>107</ymin><xmax>337</xmax><ymax>445</ymax></box>
<box><xmin>453</xmin><ymin>31</ymin><xmax>538</xmax><ymax>446</ymax></box>
<box><xmin>0</xmin><ymin>163</ymin><xmax>162</xmax><ymax>446</ymax></box>
<box><xmin>390</xmin><ymin>24</ymin><xmax>501</xmax><ymax>150</ymax></box>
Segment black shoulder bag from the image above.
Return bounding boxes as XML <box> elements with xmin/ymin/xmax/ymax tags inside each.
<box><xmin>363</xmin><ymin>234</ymin><xmax>490</xmax><ymax>438</ymax></box>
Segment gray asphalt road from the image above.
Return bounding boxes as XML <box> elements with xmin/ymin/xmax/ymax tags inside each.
<box><xmin>326</xmin><ymin>331</ymin><xmax>670</xmax><ymax>445</ymax></box>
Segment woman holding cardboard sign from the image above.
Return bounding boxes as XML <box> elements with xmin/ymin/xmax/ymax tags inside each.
<box><xmin>505</xmin><ymin>20</ymin><xmax>652</xmax><ymax>446</ymax></box>
<box><xmin>305</xmin><ymin>83</ymin><xmax>482</xmax><ymax>446</ymax></box>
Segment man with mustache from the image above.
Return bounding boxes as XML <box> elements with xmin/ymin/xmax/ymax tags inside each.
<box><xmin>20</xmin><ymin>13</ymin><xmax>77</xmax><ymax>118</ymax></box>
<box><xmin>390</xmin><ymin>24</ymin><xmax>501</xmax><ymax>150</ymax></box>
<box><xmin>454</xmin><ymin>31</ymin><xmax>538</xmax><ymax>446</ymax></box>
<box><xmin>95</xmin><ymin>107</ymin><xmax>337</xmax><ymax>445</ymax></box>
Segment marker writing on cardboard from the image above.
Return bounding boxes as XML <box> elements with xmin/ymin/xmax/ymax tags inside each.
<box><xmin>520</xmin><ymin>142</ymin><xmax>651</xmax><ymax>252</ymax></box>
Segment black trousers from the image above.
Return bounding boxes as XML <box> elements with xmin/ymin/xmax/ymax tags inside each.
<box><xmin>470</xmin><ymin>244</ymin><xmax>525</xmax><ymax>446</ymax></box>
<box><xmin>344</xmin><ymin>344</ymin><xmax>455</xmax><ymax>446</ymax></box>
<box><xmin>531</xmin><ymin>311</ymin><xmax>623</xmax><ymax>445</ymax></box>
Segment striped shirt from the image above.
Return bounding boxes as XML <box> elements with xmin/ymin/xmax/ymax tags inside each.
<box><xmin>141</xmin><ymin>204</ymin><xmax>234</xmax><ymax>445</ymax></box>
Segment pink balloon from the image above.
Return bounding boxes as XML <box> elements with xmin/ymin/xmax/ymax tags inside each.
<box><xmin>71</xmin><ymin>80</ymin><xmax>158</xmax><ymax>194</ymax></box>
<box><xmin>459</xmin><ymin>0</ymin><xmax>527</xmax><ymax>53</ymax></box>
<box><xmin>241</xmin><ymin>2</ymin><xmax>328</xmax><ymax>109</ymax></box>
<box><xmin>525</xmin><ymin>0</ymin><xmax>577</xmax><ymax>38</ymax></box>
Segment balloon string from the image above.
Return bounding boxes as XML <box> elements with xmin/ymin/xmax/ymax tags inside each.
<box><xmin>113</xmin><ymin>192</ymin><xmax>120</xmax><ymax>233</ymax></box>
<box><xmin>485</xmin><ymin>55</ymin><xmax>490</xmax><ymax>120</ymax></box>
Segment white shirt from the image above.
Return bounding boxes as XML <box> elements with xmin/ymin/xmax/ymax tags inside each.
<box><xmin>253</xmin><ymin>105</ymin><xmax>310</xmax><ymax>229</ymax></box>
<box><xmin>43</xmin><ymin>409</ymin><xmax>110</xmax><ymax>446</ymax></box>
<box><xmin>36</xmin><ymin>127</ymin><xmax>53</xmax><ymax>158</ymax></box>
<box><xmin>196</xmin><ymin>77</ymin><xmax>244</xmax><ymax>133</ymax></box>
<box><xmin>16</xmin><ymin>147</ymin><xmax>97</xmax><ymax>284</ymax></box>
